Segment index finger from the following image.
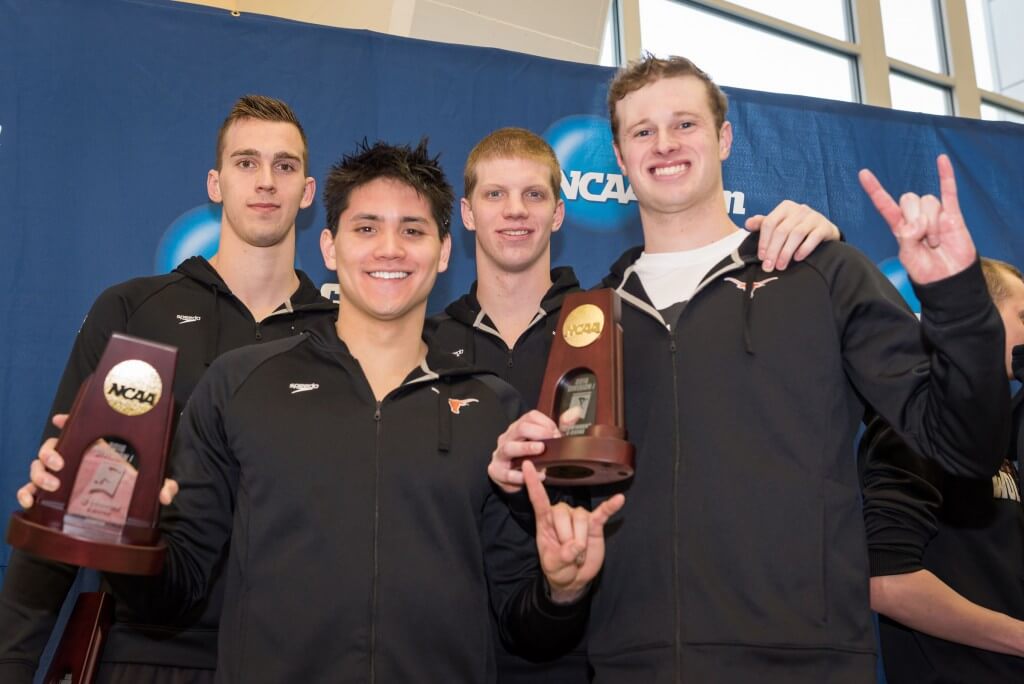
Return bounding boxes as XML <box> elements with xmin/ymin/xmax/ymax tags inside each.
<box><xmin>588</xmin><ymin>493</ymin><xmax>626</xmax><ymax>529</ymax></box>
<box><xmin>858</xmin><ymin>169</ymin><xmax>904</xmax><ymax>232</ymax></box>
<box><xmin>523</xmin><ymin>460</ymin><xmax>552</xmax><ymax>518</ymax></box>
<box><xmin>936</xmin><ymin>154</ymin><xmax>961</xmax><ymax>216</ymax></box>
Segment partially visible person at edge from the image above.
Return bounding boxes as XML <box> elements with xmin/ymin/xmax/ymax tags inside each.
<box><xmin>0</xmin><ymin>95</ymin><xmax>337</xmax><ymax>684</ymax></box>
<box><xmin>861</xmin><ymin>257</ymin><xmax>1024</xmax><ymax>683</ymax></box>
<box><xmin>488</xmin><ymin>54</ymin><xmax>1009</xmax><ymax>683</ymax></box>
<box><xmin>427</xmin><ymin>126</ymin><xmax>842</xmax><ymax>682</ymax></box>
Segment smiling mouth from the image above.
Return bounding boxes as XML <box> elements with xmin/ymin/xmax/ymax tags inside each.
<box><xmin>498</xmin><ymin>229</ymin><xmax>532</xmax><ymax>237</ymax></box>
<box><xmin>368</xmin><ymin>271</ymin><xmax>410</xmax><ymax>280</ymax></box>
<box><xmin>652</xmin><ymin>162</ymin><xmax>690</xmax><ymax>177</ymax></box>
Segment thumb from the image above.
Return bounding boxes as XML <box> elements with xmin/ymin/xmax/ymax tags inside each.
<box><xmin>745</xmin><ymin>215</ymin><xmax>764</xmax><ymax>231</ymax></box>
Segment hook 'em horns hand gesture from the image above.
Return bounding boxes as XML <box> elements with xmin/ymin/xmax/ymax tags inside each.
<box><xmin>859</xmin><ymin>154</ymin><xmax>976</xmax><ymax>285</ymax></box>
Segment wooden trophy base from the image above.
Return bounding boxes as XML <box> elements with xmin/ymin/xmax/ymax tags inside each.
<box><xmin>43</xmin><ymin>592</ymin><xmax>114</xmax><ymax>684</ymax></box>
<box><xmin>515</xmin><ymin>428</ymin><xmax>635</xmax><ymax>486</ymax></box>
<box><xmin>7</xmin><ymin>513</ymin><xmax>165</xmax><ymax>575</ymax></box>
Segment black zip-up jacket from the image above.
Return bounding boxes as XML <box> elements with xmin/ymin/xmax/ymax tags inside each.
<box><xmin>108</xmin><ymin>318</ymin><xmax>589</xmax><ymax>683</ymax></box>
<box><xmin>583</xmin><ymin>235</ymin><xmax>1008</xmax><ymax>683</ymax></box>
<box><xmin>426</xmin><ymin>267</ymin><xmax>580</xmax><ymax>409</ymax></box>
<box><xmin>861</xmin><ymin>353</ymin><xmax>1024</xmax><ymax>683</ymax></box>
<box><xmin>0</xmin><ymin>257</ymin><xmax>337</xmax><ymax>679</ymax></box>
<box><xmin>427</xmin><ymin>267</ymin><xmax>589</xmax><ymax>683</ymax></box>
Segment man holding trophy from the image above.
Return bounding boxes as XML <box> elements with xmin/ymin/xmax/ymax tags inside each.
<box><xmin>490</xmin><ymin>55</ymin><xmax>1009</xmax><ymax>683</ymax></box>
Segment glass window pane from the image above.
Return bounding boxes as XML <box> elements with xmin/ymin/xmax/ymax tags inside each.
<box><xmin>965</xmin><ymin>0</ymin><xmax>995</xmax><ymax>90</ymax></box>
<box><xmin>980</xmin><ymin>102</ymin><xmax>1024</xmax><ymax>124</ymax></box>
<box><xmin>726</xmin><ymin>0</ymin><xmax>850</xmax><ymax>40</ymax></box>
<box><xmin>889</xmin><ymin>72</ymin><xmax>951</xmax><ymax>115</ymax></box>
<box><xmin>879</xmin><ymin>0</ymin><xmax>945</xmax><ymax>73</ymax></box>
<box><xmin>599</xmin><ymin>0</ymin><xmax>617</xmax><ymax>66</ymax></box>
<box><xmin>966</xmin><ymin>0</ymin><xmax>1024</xmax><ymax>101</ymax></box>
<box><xmin>638</xmin><ymin>0</ymin><xmax>856</xmax><ymax>102</ymax></box>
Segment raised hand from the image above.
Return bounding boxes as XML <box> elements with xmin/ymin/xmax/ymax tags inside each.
<box><xmin>523</xmin><ymin>460</ymin><xmax>625</xmax><ymax>603</ymax></box>
<box><xmin>859</xmin><ymin>154</ymin><xmax>976</xmax><ymax>284</ymax></box>
<box><xmin>746</xmin><ymin>200</ymin><xmax>841</xmax><ymax>272</ymax></box>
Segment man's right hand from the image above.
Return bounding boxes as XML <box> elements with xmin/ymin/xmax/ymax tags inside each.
<box><xmin>16</xmin><ymin>413</ymin><xmax>179</xmax><ymax>508</ymax></box>
<box><xmin>488</xmin><ymin>407</ymin><xmax>584</xmax><ymax>494</ymax></box>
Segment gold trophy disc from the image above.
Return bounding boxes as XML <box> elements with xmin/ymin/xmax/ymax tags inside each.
<box><xmin>562</xmin><ymin>304</ymin><xmax>605</xmax><ymax>348</ymax></box>
<box><xmin>103</xmin><ymin>360</ymin><xmax>162</xmax><ymax>416</ymax></box>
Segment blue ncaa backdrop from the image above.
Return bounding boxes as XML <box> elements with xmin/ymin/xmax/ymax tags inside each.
<box><xmin>1</xmin><ymin>0</ymin><xmax>1023</xmax><ymax>670</ymax></box>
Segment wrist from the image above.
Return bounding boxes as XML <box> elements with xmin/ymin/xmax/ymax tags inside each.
<box><xmin>546</xmin><ymin>579</ymin><xmax>589</xmax><ymax>606</ymax></box>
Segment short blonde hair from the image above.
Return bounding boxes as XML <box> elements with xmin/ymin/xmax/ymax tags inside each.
<box><xmin>981</xmin><ymin>257</ymin><xmax>1024</xmax><ymax>302</ymax></box>
<box><xmin>464</xmin><ymin>128</ymin><xmax>562</xmax><ymax>199</ymax></box>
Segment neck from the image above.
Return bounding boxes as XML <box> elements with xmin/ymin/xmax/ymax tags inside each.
<box><xmin>640</xmin><ymin>194</ymin><xmax>739</xmax><ymax>254</ymax></box>
<box><xmin>475</xmin><ymin>254</ymin><xmax>552</xmax><ymax>348</ymax></box>
<box><xmin>336</xmin><ymin>305</ymin><xmax>427</xmax><ymax>401</ymax></box>
<box><xmin>209</xmin><ymin>227</ymin><xmax>299</xmax><ymax>322</ymax></box>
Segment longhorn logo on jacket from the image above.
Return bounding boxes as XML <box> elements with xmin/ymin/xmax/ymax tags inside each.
<box><xmin>724</xmin><ymin>276</ymin><xmax>779</xmax><ymax>299</ymax></box>
<box><xmin>448</xmin><ymin>397</ymin><xmax>479</xmax><ymax>414</ymax></box>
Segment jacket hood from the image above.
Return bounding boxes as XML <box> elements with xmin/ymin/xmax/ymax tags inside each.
<box><xmin>305</xmin><ymin>315</ymin><xmax>499</xmax><ymax>453</ymax></box>
<box><xmin>173</xmin><ymin>256</ymin><xmax>337</xmax><ymax>365</ymax></box>
<box><xmin>601</xmin><ymin>233</ymin><xmax>762</xmax><ymax>353</ymax></box>
<box><xmin>444</xmin><ymin>266</ymin><xmax>581</xmax><ymax>326</ymax></box>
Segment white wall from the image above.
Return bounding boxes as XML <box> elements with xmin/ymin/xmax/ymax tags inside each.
<box><xmin>174</xmin><ymin>0</ymin><xmax>613</xmax><ymax>64</ymax></box>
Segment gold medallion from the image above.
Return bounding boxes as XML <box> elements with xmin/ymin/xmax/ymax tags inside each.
<box><xmin>103</xmin><ymin>360</ymin><xmax>163</xmax><ymax>416</ymax></box>
<box><xmin>562</xmin><ymin>304</ymin><xmax>605</xmax><ymax>348</ymax></box>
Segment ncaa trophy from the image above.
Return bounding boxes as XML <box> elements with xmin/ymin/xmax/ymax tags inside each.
<box><xmin>513</xmin><ymin>289</ymin><xmax>635</xmax><ymax>485</ymax></box>
<box><xmin>7</xmin><ymin>333</ymin><xmax>178</xmax><ymax>575</ymax></box>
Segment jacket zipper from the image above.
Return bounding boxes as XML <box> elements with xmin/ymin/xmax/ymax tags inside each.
<box><xmin>669</xmin><ymin>327</ymin><xmax>683</xmax><ymax>678</ymax></box>
<box><xmin>369</xmin><ymin>401</ymin><xmax>382</xmax><ymax>683</ymax></box>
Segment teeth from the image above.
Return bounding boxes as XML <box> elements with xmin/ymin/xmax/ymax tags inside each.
<box><xmin>502</xmin><ymin>230</ymin><xmax>529</xmax><ymax>236</ymax></box>
<box><xmin>369</xmin><ymin>271</ymin><xmax>409</xmax><ymax>280</ymax></box>
<box><xmin>654</xmin><ymin>163</ymin><xmax>688</xmax><ymax>176</ymax></box>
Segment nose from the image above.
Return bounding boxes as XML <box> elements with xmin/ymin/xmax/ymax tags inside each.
<box><xmin>373</xmin><ymin>228</ymin><xmax>405</xmax><ymax>259</ymax></box>
<box><xmin>502</xmin><ymin>194</ymin><xmax>528</xmax><ymax>218</ymax></box>
<box><xmin>256</xmin><ymin>164</ymin><xmax>276</xmax><ymax>193</ymax></box>
<box><xmin>654</xmin><ymin>128</ymin><xmax>679</xmax><ymax>155</ymax></box>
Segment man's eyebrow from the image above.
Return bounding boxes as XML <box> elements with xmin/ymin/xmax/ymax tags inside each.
<box><xmin>228</xmin><ymin>150</ymin><xmax>302</xmax><ymax>161</ymax></box>
<box><xmin>349</xmin><ymin>213</ymin><xmax>429</xmax><ymax>223</ymax></box>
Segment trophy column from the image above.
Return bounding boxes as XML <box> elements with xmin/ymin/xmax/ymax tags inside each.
<box><xmin>514</xmin><ymin>289</ymin><xmax>635</xmax><ymax>486</ymax></box>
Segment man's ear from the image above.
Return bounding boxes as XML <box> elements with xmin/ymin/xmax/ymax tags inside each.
<box><xmin>613</xmin><ymin>142</ymin><xmax>627</xmax><ymax>176</ymax></box>
<box><xmin>207</xmin><ymin>169</ymin><xmax>222</xmax><ymax>203</ymax></box>
<box><xmin>719</xmin><ymin>121</ymin><xmax>733</xmax><ymax>161</ymax></box>
<box><xmin>300</xmin><ymin>176</ymin><xmax>316</xmax><ymax>209</ymax></box>
<box><xmin>438</xmin><ymin>234</ymin><xmax>452</xmax><ymax>274</ymax></box>
<box><xmin>551</xmin><ymin>199</ymin><xmax>566</xmax><ymax>233</ymax></box>
<box><xmin>319</xmin><ymin>228</ymin><xmax>337</xmax><ymax>271</ymax></box>
<box><xmin>460</xmin><ymin>197</ymin><xmax>476</xmax><ymax>232</ymax></box>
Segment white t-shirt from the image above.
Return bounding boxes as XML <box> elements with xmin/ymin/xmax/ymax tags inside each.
<box><xmin>633</xmin><ymin>230</ymin><xmax>749</xmax><ymax>311</ymax></box>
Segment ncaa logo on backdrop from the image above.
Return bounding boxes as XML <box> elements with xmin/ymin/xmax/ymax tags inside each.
<box><xmin>544</xmin><ymin>115</ymin><xmax>638</xmax><ymax>233</ymax></box>
<box><xmin>153</xmin><ymin>204</ymin><xmax>222</xmax><ymax>274</ymax></box>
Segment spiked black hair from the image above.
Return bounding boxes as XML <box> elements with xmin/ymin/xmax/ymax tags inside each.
<box><xmin>323</xmin><ymin>138</ymin><xmax>453</xmax><ymax>239</ymax></box>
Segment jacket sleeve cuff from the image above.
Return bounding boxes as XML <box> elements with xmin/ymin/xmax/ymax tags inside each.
<box><xmin>533</xmin><ymin>578</ymin><xmax>591</xmax><ymax>620</ymax></box>
<box><xmin>869</xmin><ymin>546</ymin><xmax>925</xmax><ymax>578</ymax></box>
<box><xmin>911</xmin><ymin>258</ymin><xmax>990</xmax><ymax>324</ymax></box>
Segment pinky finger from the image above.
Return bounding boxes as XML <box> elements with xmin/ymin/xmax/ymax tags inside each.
<box><xmin>16</xmin><ymin>483</ymin><xmax>37</xmax><ymax>510</ymax></box>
